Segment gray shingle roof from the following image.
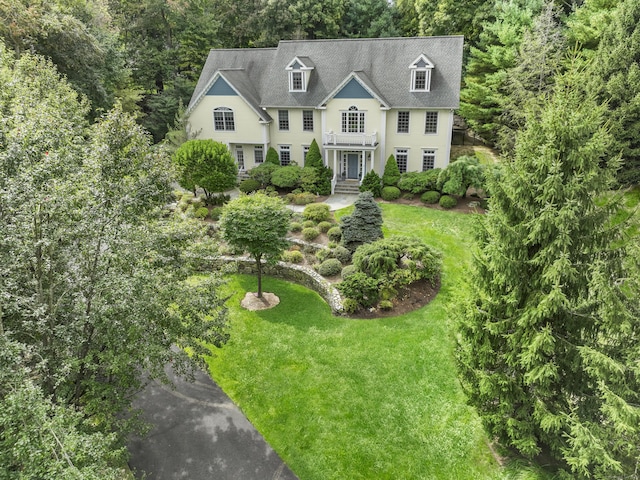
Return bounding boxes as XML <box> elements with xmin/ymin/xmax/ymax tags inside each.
<box><xmin>188</xmin><ymin>36</ymin><xmax>463</xmax><ymax>113</ymax></box>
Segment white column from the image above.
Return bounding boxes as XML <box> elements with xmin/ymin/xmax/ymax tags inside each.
<box><xmin>445</xmin><ymin>109</ymin><xmax>454</xmax><ymax>168</ymax></box>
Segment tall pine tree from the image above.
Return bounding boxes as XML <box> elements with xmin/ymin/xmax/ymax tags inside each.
<box><xmin>456</xmin><ymin>65</ymin><xmax>640</xmax><ymax>478</ymax></box>
<box><xmin>590</xmin><ymin>0</ymin><xmax>640</xmax><ymax>186</ymax></box>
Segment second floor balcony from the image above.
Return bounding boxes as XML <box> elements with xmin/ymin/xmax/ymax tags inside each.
<box><xmin>323</xmin><ymin>131</ymin><xmax>378</xmax><ymax>148</ymax></box>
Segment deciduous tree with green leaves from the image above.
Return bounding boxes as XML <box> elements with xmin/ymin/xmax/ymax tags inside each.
<box><xmin>456</xmin><ymin>67</ymin><xmax>640</xmax><ymax>479</ymax></box>
<box><xmin>172</xmin><ymin>139</ymin><xmax>238</xmax><ymax>199</ymax></box>
<box><xmin>219</xmin><ymin>193</ymin><xmax>291</xmax><ymax>298</ymax></box>
<box><xmin>0</xmin><ymin>47</ymin><xmax>229</xmax><ymax>473</ymax></box>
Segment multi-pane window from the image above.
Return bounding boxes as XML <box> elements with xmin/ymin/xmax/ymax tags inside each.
<box><xmin>303</xmin><ymin>145</ymin><xmax>310</xmax><ymax>163</ymax></box>
<box><xmin>303</xmin><ymin>110</ymin><xmax>314</xmax><ymax>131</ymax></box>
<box><xmin>397</xmin><ymin>111</ymin><xmax>410</xmax><ymax>133</ymax></box>
<box><xmin>395</xmin><ymin>149</ymin><xmax>408</xmax><ymax>173</ymax></box>
<box><xmin>422</xmin><ymin>149</ymin><xmax>436</xmax><ymax>170</ymax></box>
<box><xmin>291</xmin><ymin>71</ymin><xmax>304</xmax><ymax>91</ymax></box>
<box><xmin>424</xmin><ymin>111</ymin><xmax>438</xmax><ymax>134</ymax></box>
<box><xmin>213</xmin><ymin>107</ymin><xmax>235</xmax><ymax>131</ymax></box>
<box><xmin>413</xmin><ymin>70</ymin><xmax>427</xmax><ymax>90</ymax></box>
<box><xmin>254</xmin><ymin>145</ymin><xmax>264</xmax><ymax>164</ymax></box>
<box><xmin>278</xmin><ymin>110</ymin><xmax>289</xmax><ymax>131</ymax></box>
<box><xmin>279</xmin><ymin>145</ymin><xmax>291</xmax><ymax>166</ymax></box>
<box><xmin>341</xmin><ymin>106</ymin><xmax>365</xmax><ymax>133</ymax></box>
<box><xmin>236</xmin><ymin>146</ymin><xmax>244</xmax><ymax>170</ymax></box>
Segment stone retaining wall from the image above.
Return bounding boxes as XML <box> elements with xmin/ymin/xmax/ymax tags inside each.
<box><xmin>211</xmin><ymin>256</ymin><xmax>344</xmax><ymax>313</ymax></box>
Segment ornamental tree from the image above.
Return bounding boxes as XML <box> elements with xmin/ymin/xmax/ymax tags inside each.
<box><xmin>172</xmin><ymin>139</ymin><xmax>238</xmax><ymax>200</ymax></box>
<box><xmin>340</xmin><ymin>191</ymin><xmax>383</xmax><ymax>252</ymax></box>
<box><xmin>456</xmin><ymin>67</ymin><xmax>640</xmax><ymax>478</ymax></box>
<box><xmin>219</xmin><ymin>193</ymin><xmax>292</xmax><ymax>298</ymax></box>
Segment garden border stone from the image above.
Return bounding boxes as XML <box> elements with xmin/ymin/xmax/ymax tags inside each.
<box><xmin>210</xmin><ymin>256</ymin><xmax>344</xmax><ymax>313</ymax></box>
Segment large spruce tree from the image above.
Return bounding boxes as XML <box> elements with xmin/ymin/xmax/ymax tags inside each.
<box><xmin>590</xmin><ymin>0</ymin><xmax>640</xmax><ymax>186</ymax></box>
<box><xmin>456</xmin><ymin>67</ymin><xmax>640</xmax><ymax>478</ymax></box>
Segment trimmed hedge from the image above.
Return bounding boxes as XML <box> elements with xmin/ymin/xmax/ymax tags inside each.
<box><xmin>381</xmin><ymin>186</ymin><xmax>401</xmax><ymax>201</ymax></box>
<box><xmin>327</xmin><ymin>226</ymin><xmax>342</xmax><ymax>242</ymax></box>
<box><xmin>439</xmin><ymin>195</ymin><xmax>457</xmax><ymax>209</ymax></box>
<box><xmin>302</xmin><ymin>227</ymin><xmax>320</xmax><ymax>241</ymax></box>
<box><xmin>303</xmin><ymin>203</ymin><xmax>331</xmax><ymax>222</ymax></box>
<box><xmin>317</xmin><ymin>258</ymin><xmax>343</xmax><ymax>277</ymax></box>
<box><xmin>239</xmin><ymin>178</ymin><xmax>261</xmax><ymax>193</ymax></box>
<box><xmin>421</xmin><ymin>191</ymin><xmax>441</xmax><ymax>204</ymax></box>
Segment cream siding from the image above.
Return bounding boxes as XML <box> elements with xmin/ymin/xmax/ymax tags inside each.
<box><xmin>187</xmin><ymin>95</ymin><xmax>265</xmax><ymax>144</ymax></box>
<box><xmin>384</xmin><ymin>108</ymin><xmax>452</xmax><ymax>171</ymax></box>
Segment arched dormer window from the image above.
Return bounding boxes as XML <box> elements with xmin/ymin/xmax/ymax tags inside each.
<box><xmin>341</xmin><ymin>105</ymin><xmax>365</xmax><ymax>133</ymax></box>
<box><xmin>213</xmin><ymin>107</ymin><xmax>235</xmax><ymax>131</ymax></box>
<box><xmin>286</xmin><ymin>57</ymin><xmax>314</xmax><ymax>93</ymax></box>
<box><xmin>409</xmin><ymin>54</ymin><xmax>434</xmax><ymax>92</ymax></box>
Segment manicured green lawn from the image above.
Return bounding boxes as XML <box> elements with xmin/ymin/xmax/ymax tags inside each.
<box><xmin>205</xmin><ymin>204</ymin><xmax>546</xmax><ymax>480</ymax></box>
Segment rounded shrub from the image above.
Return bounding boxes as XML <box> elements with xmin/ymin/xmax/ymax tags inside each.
<box><xmin>209</xmin><ymin>207</ymin><xmax>223</xmax><ymax>221</ymax></box>
<box><xmin>317</xmin><ymin>221</ymin><xmax>333</xmax><ymax>233</ymax></box>
<box><xmin>303</xmin><ymin>203</ymin><xmax>331</xmax><ymax>222</ymax></box>
<box><xmin>315</xmin><ymin>248</ymin><xmax>331</xmax><ymax>263</ymax></box>
<box><xmin>332</xmin><ymin>245</ymin><xmax>352</xmax><ymax>264</ymax></box>
<box><xmin>239</xmin><ymin>178</ymin><xmax>261</xmax><ymax>193</ymax></box>
<box><xmin>421</xmin><ymin>190</ymin><xmax>441</xmax><ymax>204</ymax></box>
<box><xmin>327</xmin><ymin>226</ymin><xmax>342</xmax><ymax>242</ymax></box>
<box><xmin>439</xmin><ymin>195</ymin><xmax>458</xmax><ymax>209</ymax></box>
<box><xmin>337</xmin><ymin>272</ymin><xmax>379</xmax><ymax>308</ymax></box>
<box><xmin>286</xmin><ymin>191</ymin><xmax>316</xmax><ymax>205</ymax></box>
<box><xmin>271</xmin><ymin>165</ymin><xmax>301</xmax><ymax>189</ymax></box>
<box><xmin>302</xmin><ymin>220</ymin><xmax>316</xmax><ymax>229</ymax></box>
<box><xmin>302</xmin><ymin>227</ymin><xmax>320</xmax><ymax>241</ymax></box>
<box><xmin>289</xmin><ymin>221</ymin><xmax>302</xmax><ymax>232</ymax></box>
<box><xmin>317</xmin><ymin>258</ymin><xmax>343</xmax><ymax>277</ymax></box>
<box><xmin>194</xmin><ymin>206</ymin><xmax>209</xmax><ymax>219</ymax></box>
<box><xmin>341</xmin><ymin>264</ymin><xmax>357</xmax><ymax>279</ymax></box>
<box><xmin>282</xmin><ymin>250</ymin><xmax>304</xmax><ymax>264</ymax></box>
<box><xmin>381</xmin><ymin>186</ymin><xmax>401</xmax><ymax>201</ymax></box>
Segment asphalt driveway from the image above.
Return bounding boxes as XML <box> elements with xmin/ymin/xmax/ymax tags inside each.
<box><xmin>128</xmin><ymin>364</ymin><xmax>298</xmax><ymax>480</ymax></box>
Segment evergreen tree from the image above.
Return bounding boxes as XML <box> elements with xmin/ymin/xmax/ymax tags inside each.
<box><xmin>459</xmin><ymin>0</ymin><xmax>543</xmax><ymax>145</ymax></box>
<box><xmin>590</xmin><ymin>0</ymin><xmax>640</xmax><ymax>186</ymax></box>
<box><xmin>305</xmin><ymin>138</ymin><xmax>323</xmax><ymax>168</ymax></box>
<box><xmin>456</xmin><ymin>67</ymin><xmax>640</xmax><ymax>478</ymax></box>
<box><xmin>266</xmin><ymin>146</ymin><xmax>280</xmax><ymax>166</ymax></box>
<box><xmin>382</xmin><ymin>154</ymin><xmax>401</xmax><ymax>186</ymax></box>
<box><xmin>436</xmin><ymin>155</ymin><xmax>484</xmax><ymax>198</ymax></box>
<box><xmin>340</xmin><ymin>191</ymin><xmax>383</xmax><ymax>252</ymax></box>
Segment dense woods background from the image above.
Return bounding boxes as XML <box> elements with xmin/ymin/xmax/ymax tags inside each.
<box><xmin>1</xmin><ymin>0</ymin><xmax>639</xmax><ymax>478</ymax></box>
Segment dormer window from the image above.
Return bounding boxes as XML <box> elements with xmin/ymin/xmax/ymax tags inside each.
<box><xmin>286</xmin><ymin>57</ymin><xmax>314</xmax><ymax>93</ymax></box>
<box><xmin>409</xmin><ymin>54</ymin><xmax>434</xmax><ymax>92</ymax></box>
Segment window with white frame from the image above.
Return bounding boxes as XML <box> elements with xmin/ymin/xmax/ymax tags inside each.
<box><xmin>397</xmin><ymin>111</ymin><xmax>410</xmax><ymax>133</ymax></box>
<box><xmin>424</xmin><ymin>111</ymin><xmax>438</xmax><ymax>134</ymax></box>
<box><xmin>341</xmin><ymin>106</ymin><xmax>365</xmax><ymax>133</ymax></box>
<box><xmin>410</xmin><ymin>55</ymin><xmax>434</xmax><ymax>92</ymax></box>
<box><xmin>254</xmin><ymin>145</ymin><xmax>264</xmax><ymax>164</ymax></box>
<box><xmin>213</xmin><ymin>107</ymin><xmax>235</xmax><ymax>131</ymax></box>
<box><xmin>278</xmin><ymin>110</ymin><xmax>289</xmax><ymax>131</ymax></box>
<box><xmin>279</xmin><ymin>145</ymin><xmax>291</xmax><ymax>166</ymax></box>
<box><xmin>235</xmin><ymin>146</ymin><xmax>244</xmax><ymax>170</ymax></box>
<box><xmin>422</xmin><ymin>149</ymin><xmax>436</xmax><ymax>170</ymax></box>
<box><xmin>395</xmin><ymin>149</ymin><xmax>408</xmax><ymax>173</ymax></box>
<box><xmin>291</xmin><ymin>71</ymin><xmax>304</xmax><ymax>91</ymax></box>
<box><xmin>302</xmin><ymin>110</ymin><xmax>314</xmax><ymax>131</ymax></box>
<box><xmin>303</xmin><ymin>145</ymin><xmax>310</xmax><ymax>163</ymax></box>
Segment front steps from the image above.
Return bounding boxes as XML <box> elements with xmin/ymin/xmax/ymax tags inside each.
<box><xmin>333</xmin><ymin>180</ymin><xmax>360</xmax><ymax>195</ymax></box>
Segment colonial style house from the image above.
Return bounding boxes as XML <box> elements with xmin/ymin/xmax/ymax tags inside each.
<box><xmin>186</xmin><ymin>36</ymin><xmax>464</xmax><ymax>193</ymax></box>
